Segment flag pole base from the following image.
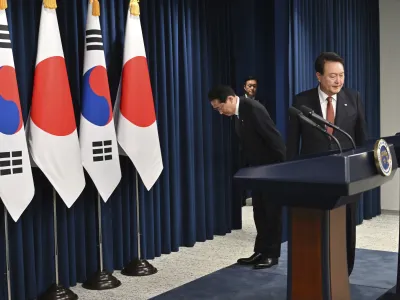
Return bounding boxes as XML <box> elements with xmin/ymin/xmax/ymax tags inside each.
<box><xmin>82</xmin><ymin>270</ymin><xmax>121</xmax><ymax>290</ymax></box>
<box><xmin>38</xmin><ymin>283</ymin><xmax>78</xmax><ymax>300</ymax></box>
<box><xmin>121</xmin><ymin>259</ymin><xmax>157</xmax><ymax>276</ymax></box>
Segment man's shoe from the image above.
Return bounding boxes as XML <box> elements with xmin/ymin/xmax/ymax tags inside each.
<box><xmin>254</xmin><ymin>257</ymin><xmax>278</xmax><ymax>269</ymax></box>
<box><xmin>237</xmin><ymin>253</ymin><xmax>262</xmax><ymax>265</ymax></box>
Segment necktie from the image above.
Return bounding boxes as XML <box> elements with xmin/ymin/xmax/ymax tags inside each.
<box><xmin>326</xmin><ymin>97</ymin><xmax>335</xmax><ymax>134</ymax></box>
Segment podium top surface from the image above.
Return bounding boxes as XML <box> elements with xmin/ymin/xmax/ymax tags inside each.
<box><xmin>368</xmin><ymin>134</ymin><xmax>400</xmax><ymax>158</ymax></box>
<box><xmin>234</xmin><ymin>145</ymin><xmax>398</xmax><ymax>209</ymax></box>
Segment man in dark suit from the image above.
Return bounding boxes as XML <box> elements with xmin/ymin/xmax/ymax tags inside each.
<box><xmin>286</xmin><ymin>52</ymin><xmax>368</xmax><ymax>276</ymax></box>
<box><xmin>208</xmin><ymin>84</ymin><xmax>286</xmax><ymax>269</ymax></box>
<box><xmin>236</xmin><ymin>76</ymin><xmax>259</xmax><ymax>206</ymax></box>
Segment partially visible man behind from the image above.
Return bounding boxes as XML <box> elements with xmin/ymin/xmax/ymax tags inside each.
<box><xmin>286</xmin><ymin>52</ymin><xmax>368</xmax><ymax>276</ymax></box>
<box><xmin>208</xmin><ymin>84</ymin><xmax>285</xmax><ymax>269</ymax></box>
<box><xmin>243</xmin><ymin>76</ymin><xmax>258</xmax><ymax>100</ymax></box>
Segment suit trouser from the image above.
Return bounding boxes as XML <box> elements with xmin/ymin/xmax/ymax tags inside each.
<box><xmin>346</xmin><ymin>201</ymin><xmax>357</xmax><ymax>276</ymax></box>
<box><xmin>252</xmin><ymin>191</ymin><xmax>282</xmax><ymax>258</ymax></box>
<box><xmin>238</xmin><ymin>149</ymin><xmax>251</xmax><ymax>203</ymax></box>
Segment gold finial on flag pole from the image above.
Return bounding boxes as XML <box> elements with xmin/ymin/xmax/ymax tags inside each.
<box><xmin>92</xmin><ymin>0</ymin><xmax>100</xmax><ymax>16</ymax></box>
<box><xmin>130</xmin><ymin>0</ymin><xmax>140</xmax><ymax>16</ymax></box>
<box><xmin>43</xmin><ymin>0</ymin><xmax>57</xmax><ymax>9</ymax></box>
<box><xmin>0</xmin><ymin>0</ymin><xmax>7</xmax><ymax>10</ymax></box>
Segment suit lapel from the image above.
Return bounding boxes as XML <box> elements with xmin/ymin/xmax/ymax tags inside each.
<box><xmin>236</xmin><ymin>97</ymin><xmax>247</xmax><ymax>136</ymax></box>
<box><xmin>309</xmin><ymin>88</ymin><xmax>323</xmax><ymax>117</ymax></box>
<box><xmin>334</xmin><ymin>91</ymin><xmax>348</xmax><ymax>127</ymax></box>
<box><xmin>238</xmin><ymin>97</ymin><xmax>248</xmax><ymax>121</ymax></box>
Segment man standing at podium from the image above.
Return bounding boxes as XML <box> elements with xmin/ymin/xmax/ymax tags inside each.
<box><xmin>286</xmin><ymin>52</ymin><xmax>368</xmax><ymax>275</ymax></box>
<box><xmin>208</xmin><ymin>84</ymin><xmax>286</xmax><ymax>269</ymax></box>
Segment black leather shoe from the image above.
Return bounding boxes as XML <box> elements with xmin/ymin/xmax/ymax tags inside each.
<box><xmin>254</xmin><ymin>257</ymin><xmax>278</xmax><ymax>269</ymax></box>
<box><xmin>237</xmin><ymin>253</ymin><xmax>262</xmax><ymax>265</ymax></box>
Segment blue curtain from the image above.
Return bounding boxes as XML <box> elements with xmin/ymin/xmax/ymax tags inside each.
<box><xmin>289</xmin><ymin>0</ymin><xmax>381</xmax><ymax>224</ymax></box>
<box><xmin>0</xmin><ymin>0</ymin><xmax>237</xmax><ymax>299</ymax></box>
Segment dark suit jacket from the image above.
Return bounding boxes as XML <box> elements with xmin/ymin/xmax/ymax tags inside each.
<box><xmin>235</xmin><ymin>97</ymin><xmax>286</xmax><ymax>166</ymax></box>
<box><xmin>287</xmin><ymin>87</ymin><xmax>368</xmax><ymax>160</ymax></box>
<box><xmin>234</xmin><ymin>94</ymin><xmax>257</xmax><ymax>147</ymax></box>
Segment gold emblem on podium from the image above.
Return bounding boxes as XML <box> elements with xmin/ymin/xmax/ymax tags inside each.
<box><xmin>374</xmin><ymin>139</ymin><xmax>392</xmax><ymax>176</ymax></box>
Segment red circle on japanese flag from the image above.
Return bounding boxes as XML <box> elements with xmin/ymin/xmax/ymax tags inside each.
<box><xmin>120</xmin><ymin>56</ymin><xmax>156</xmax><ymax>127</ymax></box>
<box><xmin>30</xmin><ymin>57</ymin><xmax>76</xmax><ymax>136</ymax></box>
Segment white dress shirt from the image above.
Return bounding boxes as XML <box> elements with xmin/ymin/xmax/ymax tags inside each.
<box><xmin>318</xmin><ymin>85</ymin><xmax>337</xmax><ymax>119</ymax></box>
<box><xmin>235</xmin><ymin>96</ymin><xmax>240</xmax><ymax>117</ymax></box>
<box><xmin>245</xmin><ymin>94</ymin><xmax>255</xmax><ymax>100</ymax></box>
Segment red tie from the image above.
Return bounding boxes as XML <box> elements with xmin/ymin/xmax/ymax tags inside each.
<box><xmin>326</xmin><ymin>97</ymin><xmax>335</xmax><ymax>134</ymax></box>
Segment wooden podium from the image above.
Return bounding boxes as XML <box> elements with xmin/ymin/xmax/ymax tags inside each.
<box><xmin>234</xmin><ymin>143</ymin><xmax>398</xmax><ymax>300</ymax></box>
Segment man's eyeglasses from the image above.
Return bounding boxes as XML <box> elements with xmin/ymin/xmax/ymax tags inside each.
<box><xmin>213</xmin><ymin>103</ymin><xmax>225</xmax><ymax>112</ymax></box>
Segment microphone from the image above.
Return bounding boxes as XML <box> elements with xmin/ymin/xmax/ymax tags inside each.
<box><xmin>288</xmin><ymin>106</ymin><xmax>342</xmax><ymax>153</ymax></box>
<box><xmin>299</xmin><ymin>105</ymin><xmax>356</xmax><ymax>150</ymax></box>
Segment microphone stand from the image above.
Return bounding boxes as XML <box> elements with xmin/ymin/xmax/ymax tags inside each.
<box><xmin>299</xmin><ymin>105</ymin><xmax>355</xmax><ymax>150</ymax></box>
<box><xmin>323</xmin><ymin>123</ymin><xmax>355</xmax><ymax>150</ymax></box>
<box><xmin>313</xmin><ymin>125</ymin><xmax>342</xmax><ymax>154</ymax></box>
<box><xmin>332</xmin><ymin>127</ymin><xmax>356</xmax><ymax>150</ymax></box>
<box><xmin>295</xmin><ymin>112</ymin><xmax>342</xmax><ymax>154</ymax></box>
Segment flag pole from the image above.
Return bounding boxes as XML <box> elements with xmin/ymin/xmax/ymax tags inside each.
<box><xmin>53</xmin><ymin>189</ymin><xmax>59</xmax><ymax>286</ymax></box>
<box><xmin>38</xmin><ymin>189</ymin><xmax>78</xmax><ymax>300</ymax></box>
<box><xmin>121</xmin><ymin>170</ymin><xmax>157</xmax><ymax>276</ymax></box>
<box><xmin>4</xmin><ymin>206</ymin><xmax>11</xmax><ymax>300</ymax></box>
<box><xmin>0</xmin><ymin>2</ymin><xmax>13</xmax><ymax>297</ymax></box>
<box><xmin>81</xmin><ymin>0</ymin><xmax>121</xmax><ymax>289</ymax></box>
<box><xmin>82</xmin><ymin>193</ymin><xmax>121</xmax><ymax>290</ymax></box>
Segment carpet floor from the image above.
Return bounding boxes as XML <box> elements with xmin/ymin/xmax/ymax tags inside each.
<box><xmin>68</xmin><ymin>208</ymin><xmax>399</xmax><ymax>299</ymax></box>
<box><xmin>152</xmin><ymin>242</ymin><xmax>398</xmax><ymax>300</ymax></box>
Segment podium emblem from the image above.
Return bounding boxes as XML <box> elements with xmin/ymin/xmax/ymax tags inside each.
<box><xmin>374</xmin><ymin>139</ymin><xmax>392</xmax><ymax>176</ymax></box>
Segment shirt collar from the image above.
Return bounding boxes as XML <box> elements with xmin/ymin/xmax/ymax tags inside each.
<box><xmin>245</xmin><ymin>94</ymin><xmax>255</xmax><ymax>100</ymax></box>
<box><xmin>318</xmin><ymin>85</ymin><xmax>337</xmax><ymax>103</ymax></box>
<box><xmin>235</xmin><ymin>96</ymin><xmax>240</xmax><ymax>117</ymax></box>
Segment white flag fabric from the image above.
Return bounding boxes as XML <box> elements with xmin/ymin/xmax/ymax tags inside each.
<box><xmin>0</xmin><ymin>9</ymin><xmax>35</xmax><ymax>222</ymax></box>
<box><xmin>79</xmin><ymin>1</ymin><xmax>121</xmax><ymax>201</ymax></box>
<box><xmin>26</xmin><ymin>3</ymin><xmax>85</xmax><ymax>207</ymax></box>
<box><xmin>113</xmin><ymin>8</ymin><xmax>163</xmax><ymax>191</ymax></box>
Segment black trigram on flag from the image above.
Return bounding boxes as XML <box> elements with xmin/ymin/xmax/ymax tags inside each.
<box><xmin>86</xmin><ymin>29</ymin><xmax>103</xmax><ymax>51</ymax></box>
<box><xmin>0</xmin><ymin>151</ymin><xmax>23</xmax><ymax>176</ymax></box>
<box><xmin>0</xmin><ymin>24</ymin><xmax>12</xmax><ymax>49</ymax></box>
<box><xmin>92</xmin><ymin>141</ymin><xmax>112</xmax><ymax>162</ymax></box>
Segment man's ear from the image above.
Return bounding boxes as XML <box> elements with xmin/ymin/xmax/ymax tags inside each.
<box><xmin>316</xmin><ymin>72</ymin><xmax>322</xmax><ymax>82</ymax></box>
